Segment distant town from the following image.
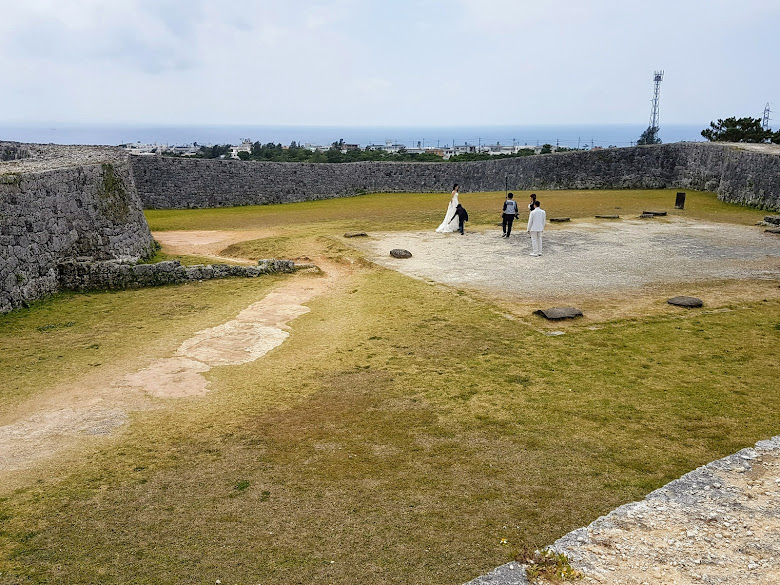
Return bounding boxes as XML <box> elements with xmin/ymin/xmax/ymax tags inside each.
<box><xmin>120</xmin><ymin>137</ymin><xmax>595</xmax><ymax>162</ymax></box>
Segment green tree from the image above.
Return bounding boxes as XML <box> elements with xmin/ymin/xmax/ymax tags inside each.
<box><xmin>637</xmin><ymin>126</ymin><xmax>661</xmax><ymax>145</ymax></box>
<box><xmin>540</xmin><ymin>143</ymin><xmax>553</xmax><ymax>154</ymax></box>
<box><xmin>701</xmin><ymin>117</ymin><xmax>771</xmax><ymax>143</ymax></box>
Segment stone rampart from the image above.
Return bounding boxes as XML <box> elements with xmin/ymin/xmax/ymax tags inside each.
<box><xmin>3</xmin><ymin>140</ymin><xmax>778</xmax><ymax>313</ymax></box>
<box><xmin>1</xmin><ymin>143</ymin><xmax>156</xmax><ymax>313</ymax></box>
<box><xmin>131</xmin><ymin>142</ymin><xmax>780</xmax><ymax>211</ymax></box>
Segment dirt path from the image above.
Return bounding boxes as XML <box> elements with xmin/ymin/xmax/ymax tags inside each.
<box><xmin>0</xmin><ymin>260</ymin><xmax>343</xmax><ymax>474</ymax></box>
<box><xmin>153</xmin><ymin>229</ymin><xmax>273</xmax><ymax>264</ymax></box>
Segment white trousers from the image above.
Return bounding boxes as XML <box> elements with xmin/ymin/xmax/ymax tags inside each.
<box><xmin>530</xmin><ymin>231</ymin><xmax>543</xmax><ymax>254</ymax></box>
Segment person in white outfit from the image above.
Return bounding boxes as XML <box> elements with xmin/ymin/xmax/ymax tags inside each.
<box><xmin>527</xmin><ymin>199</ymin><xmax>546</xmax><ymax>256</ymax></box>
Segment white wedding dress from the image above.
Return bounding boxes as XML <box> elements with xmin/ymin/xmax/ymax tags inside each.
<box><xmin>435</xmin><ymin>192</ymin><xmax>460</xmax><ymax>233</ymax></box>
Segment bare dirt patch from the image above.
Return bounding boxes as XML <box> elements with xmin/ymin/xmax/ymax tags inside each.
<box><xmin>153</xmin><ymin>229</ymin><xmax>277</xmax><ymax>263</ymax></box>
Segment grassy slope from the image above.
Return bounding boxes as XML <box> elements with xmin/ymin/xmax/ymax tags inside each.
<box><xmin>0</xmin><ymin>190</ymin><xmax>778</xmax><ymax>584</ymax></box>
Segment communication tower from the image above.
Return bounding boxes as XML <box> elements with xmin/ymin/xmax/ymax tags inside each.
<box><xmin>762</xmin><ymin>102</ymin><xmax>772</xmax><ymax>131</ymax></box>
<box><xmin>648</xmin><ymin>70</ymin><xmax>664</xmax><ymax>133</ymax></box>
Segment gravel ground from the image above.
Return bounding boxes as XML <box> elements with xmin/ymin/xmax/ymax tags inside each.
<box><xmin>465</xmin><ymin>436</ymin><xmax>780</xmax><ymax>585</ymax></box>
<box><xmin>348</xmin><ymin>218</ymin><xmax>780</xmax><ymax>301</ymax></box>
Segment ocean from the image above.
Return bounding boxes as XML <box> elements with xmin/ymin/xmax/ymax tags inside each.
<box><xmin>0</xmin><ymin>123</ymin><xmax>706</xmax><ymax>149</ymax></box>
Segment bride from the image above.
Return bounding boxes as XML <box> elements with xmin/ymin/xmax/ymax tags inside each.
<box><xmin>435</xmin><ymin>184</ymin><xmax>461</xmax><ymax>233</ymax></box>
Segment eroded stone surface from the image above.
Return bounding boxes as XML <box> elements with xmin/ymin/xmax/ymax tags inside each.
<box><xmin>465</xmin><ymin>435</ymin><xmax>780</xmax><ymax>585</ymax></box>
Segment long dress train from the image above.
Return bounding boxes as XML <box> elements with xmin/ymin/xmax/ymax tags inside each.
<box><xmin>435</xmin><ymin>193</ymin><xmax>460</xmax><ymax>233</ymax></box>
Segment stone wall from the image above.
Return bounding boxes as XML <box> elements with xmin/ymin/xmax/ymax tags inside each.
<box><xmin>1</xmin><ymin>143</ymin><xmax>156</xmax><ymax>313</ymax></box>
<box><xmin>57</xmin><ymin>258</ymin><xmax>295</xmax><ymax>292</ymax></box>
<box><xmin>131</xmin><ymin>142</ymin><xmax>780</xmax><ymax>210</ymax></box>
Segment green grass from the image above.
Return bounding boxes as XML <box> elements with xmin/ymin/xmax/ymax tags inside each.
<box><xmin>145</xmin><ymin>189</ymin><xmax>768</xmax><ymax>235</ymax></box>
<box><xmin>0</xmin><ymin>190</ymin><xmax>778</xmax><ymax>584</ymax></box>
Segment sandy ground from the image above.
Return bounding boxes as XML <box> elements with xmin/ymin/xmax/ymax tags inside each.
<box><xmin>152</xmin><ymin>229</ymin><xmax>275</xmax><ymax>264</ymax></box>
<box><xmin>347</xmin><ymin>218</ymin><xmax>780</xmax><ymax>302</ymax></box>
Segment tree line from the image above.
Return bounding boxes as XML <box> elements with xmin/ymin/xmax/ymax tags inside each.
<box><xmin>179</xmin><ymin>141</ymin><xmax>565</xmax><ymax>163</ymax></box>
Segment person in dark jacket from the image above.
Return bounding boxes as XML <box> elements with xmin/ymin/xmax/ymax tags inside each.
<box><xmin>502</xmin><ymin>192</ymin><xmax>519</xmax><ymax>237</ymax></box>
<box><xmin>452</xmin><ymin>203</ymin><xmax>468</xmax><ymax>234</ymax></box>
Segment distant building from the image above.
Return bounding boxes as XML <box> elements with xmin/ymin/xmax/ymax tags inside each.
<box><xmin>230</xmin><ymin>138</ymin><xmax>253</xmax><ymax>159</ymax></box>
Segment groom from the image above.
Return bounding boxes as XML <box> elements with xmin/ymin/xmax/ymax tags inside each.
<box><xmin>527</xmin><ymin>200</ymin><xmax>546</xmax><ymax>256</ymax></box>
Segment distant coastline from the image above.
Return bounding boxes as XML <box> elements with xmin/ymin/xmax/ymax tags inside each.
<box><xmin>0</xmin><ymin>123</ymin><xmax>706</xmax><ymax>150</ymax></box>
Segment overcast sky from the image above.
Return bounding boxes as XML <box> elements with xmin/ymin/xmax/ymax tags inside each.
<box><xmin>1</xmin><ymin>0</ymin><xmax>778</xmax><ymax>127</ymax></box>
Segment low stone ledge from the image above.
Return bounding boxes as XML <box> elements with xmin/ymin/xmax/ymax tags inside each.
<box><xmin>464</xmin><ymin>434</ymin><xmax>780</xmax><ymax>585</ymax></box>
<box><xmin>57</xmin><ymin>257</ymin><xmax>294</xmax><ymax>292</ymax></box>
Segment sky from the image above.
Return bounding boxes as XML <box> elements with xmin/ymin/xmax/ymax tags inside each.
<box><xmin>0</xmin><ymin>0</ymin><xmax>778</xmax><ymax>127</ymax></box>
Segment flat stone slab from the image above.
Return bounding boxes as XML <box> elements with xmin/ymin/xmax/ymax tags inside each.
<box><xmin>643</xmin><ymin>210</ymin><xmax>667</xmax><ymax>216</ymax></box>
<box><xmin>595</xmin><ymin>215</ymin><xmax>620</xmax><ymax>219</ymax></box>
<box><xmin>534</xmin><ymin>307</ymin><xmax>583</xmax><ymax>320</ymax></box>
<box><xmin>764</xmin><ymin>215</ymin><xmax>780</xmax><ymax>225</ymax></box>
<box><xmin>344</xmin><ymin>231</ymin><xmax>368</xmax><ymax>238</ymax></box>
<box><xmin>389</xmin><ymin>248</ymin><xmax>412</xmax><ymax>259</ymax></box>
<box><xmin>549</xmin><ymin>217</ymin><xmax>570</xmax><ymax>222</ymax></box>
<box><xmin>667</xmin><ymin>296</ymin><xmax>703</xmax><ymax>308</ymax></box>
<box><xmin>639</xmin><ymin>213</ymin><xmax>656</xmax><ymax>218</ymax></box>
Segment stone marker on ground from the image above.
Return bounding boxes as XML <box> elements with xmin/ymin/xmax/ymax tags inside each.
<box><xmin>639</xmin><ymin>213</ymin><xmax>656</xmax><ymax>218</ymax></box>
<box><xmin>642</xmin><ymin>210</ymin><xmax>667</xmax><ymax>216</ymax></box>
<box><xmin>675</xmin><ymin>191</ymin><xmax>686</xmax><ymax>209</ymax></box>
<box><xmin>344</xmin><ymin>232</ymin><xmax>368</xmax><ymax>238</ymax></box>
<box><xmin>764</xmin><ymin>215</ymin><xmax>780</xmax><ymax>226</ymax></box>
<box><xmin>667</xmin><ymin>296</ymin><xmax>703</xmax><ymax>308</ymax></box>
<box><xmin>534</xmin><ymin>307</ymin><xmax>583</xmax><ymax>320</ymax></box>
<box><xmin>390</xmin><ymin>249</ymin><xmax>413</xmax><ymax>259</ymax></box>
<box><xmin>549</xmin><ymin>217</ymin><xmax>571</xmax><ymax>223</ymax></box>
<box><xmin>595</xmin><ymin>215</ymin><xmax>620</xmax><ymax>219</ymax></box>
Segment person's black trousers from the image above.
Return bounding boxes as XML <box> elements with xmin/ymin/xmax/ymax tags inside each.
<box><xmin>458</xmin><ymin>218</ymin><xmax>465</xmax><ymax>234</ymax></box>
<box><xmin>502</xmin><ymin>214</ymin><xmax>515</xmax><ymax>236</ymax></box>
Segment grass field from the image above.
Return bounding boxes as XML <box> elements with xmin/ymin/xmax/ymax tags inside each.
<box><xmin>0</xmin><ymin>190</ymin><xmax>778</xmax><ymax>584</ymax></box>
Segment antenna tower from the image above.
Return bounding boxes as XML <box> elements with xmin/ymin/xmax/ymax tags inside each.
<box><xmin>648</xmin><ymin>70</ymin><xmax>664</xmax><ymax>133</ymax></box>
<box><xmin>762</xmin><ymin>102</ymin><xmax>772</xmax><ymax>131</ymax></box>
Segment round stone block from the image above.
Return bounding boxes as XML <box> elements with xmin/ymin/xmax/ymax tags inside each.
<box><xmin>390</xmin><ymin>249</ymin><xmax>412</xmax><ymax>259</ymax></box>
<box><xmin>667</xmin><ymin>296</ymin><xmax>703</xmax><ymax>308</ymax></box>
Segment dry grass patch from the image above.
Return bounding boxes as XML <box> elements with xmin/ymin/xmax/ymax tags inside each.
<box><xmin>1</xmin><ymin>262</ymin><xmax>779</xmax><ymax>584</ymax></box>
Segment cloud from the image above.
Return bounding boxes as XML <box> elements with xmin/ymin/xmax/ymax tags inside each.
<box><xmin>0</xmin><ymin>0</ymin><xmax>778</xmax><ymax>126</ymax></box>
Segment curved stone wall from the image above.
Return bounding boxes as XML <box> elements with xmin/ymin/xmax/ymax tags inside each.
<box><xmin>131</xmin><ymin>142</ymin><xmax>780</xmax><ymax>210</ymax></box>
<box><xmin>1</xmin><ymin>144</ymin><xmax>156</xmax><ymax>313</ymax></box>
